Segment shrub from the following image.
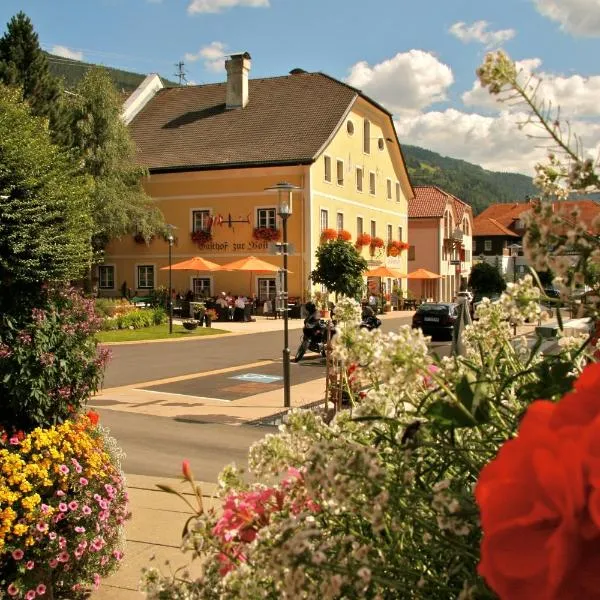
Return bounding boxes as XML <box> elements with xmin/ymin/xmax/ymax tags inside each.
<box><xmin>0</xmin><ymin>287</ymin><xmax>110</xmax><ymax>434</ymax></box>
<box><xmin>101</xmin><ymin>307</ymin><xmax>167</xmax><ymax>331</ymax></box>
<box><xmin>0</xmin><ymin>415</ymin><xmax>129</xmax><ymax>597</ymax></box>
<box><xmin>94</xmin><ymin>298</ymin><xmax>134</xmax><ymax>318</ymax></box>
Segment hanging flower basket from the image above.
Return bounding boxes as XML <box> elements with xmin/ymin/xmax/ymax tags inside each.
<box><xmin>355</xmin><ymin>233</ymin><xmax>372</xmax><ymax>248</ymax></box>
<box><xmin>320</xmin><ymin>228</ymin><xmax>338</xmax><ymax>243</ymax></box>
<box><xmin>253</xmin><ymin>227</ymin><xmax>281</xmax><ymax>242</ymax></box>
<box><xmin>191</xmin><ymin>230</ymin><xmax>212</xmax><ymax>245</ymax></box>
<box><xmin>337</xmin><ymin>229</ymin><xmax>352</xmax><ymax>242</ymax></box>
<box><xmin>370</xmin><ymin>236</ymin><xmax>385</xmax><ymax>249</ymax></box>
<box><xmin>387</xmin><ymin>240</ymin><xmax>409</xmax><ymax>256</ymax></box>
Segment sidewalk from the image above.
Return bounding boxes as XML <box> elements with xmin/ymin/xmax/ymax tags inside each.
<box><xmin>94</xmin><ymin>474</ymin><xmax>217</xmax><ymax>599</ymax></box>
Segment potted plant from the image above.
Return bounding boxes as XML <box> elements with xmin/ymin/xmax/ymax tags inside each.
<box><xmin>320</xmin><ymin>228</ymin><xmax>338</xmax><ymax>243</ymax></box>
<box><xmin>204</xmin><ymin>308</ymin><xmax>217</xmax><ymax>327</ymax></box>
<box><xmin>355</xmin><ymin>233</ymin><xmax>372</xmax><ymax>249</ymax></box>
<box><xmin>312</xmin><ymin>290</ymin><xmax>330</xmax><ymax>318</ymax></box>
<box><xmin>182</xmin><ymin>319</ymin><xmax>198</xmax><ymax>330</ymax></box>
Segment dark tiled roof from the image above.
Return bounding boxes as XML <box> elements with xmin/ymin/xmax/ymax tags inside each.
<box><xmin>129</xmin><ymin>72</ymin><xmax>358</xmax><ymax>171</ymax></box>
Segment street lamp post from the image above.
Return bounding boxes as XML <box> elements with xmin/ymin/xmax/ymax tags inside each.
<box><xmin>266</xmin><ymin>182</ymin><xmax>301</xmax><ymax>409</ymax></box>
<box><xmin>166</xmin><ymin>224</ymin><xmax>177</xmax><ymax>334</ymax></box>
<box><xmin>508</xmin><ymin>243</ymin><xmax>522</xmax><ymax>284</ymax></box>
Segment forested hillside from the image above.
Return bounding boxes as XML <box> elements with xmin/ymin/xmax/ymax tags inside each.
<box><xmin>45</xmin><ymin>52</ymin><xmax>176</xmax><ymax>93</ymax></box>
<box><xmin>403</xmin><ymin>144</ymin><xmax>537</xmax><ymax>215</ymax></box>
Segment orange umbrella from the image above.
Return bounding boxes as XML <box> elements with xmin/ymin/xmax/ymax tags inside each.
<box><xmin>219</xmin><ymin>256</ymin><xmax>286</xmax><ymax>297</ymax></box>
<box><xmin>160</xmin><ymin>256</ymin><xmax>223</xmax><ymax>271</ymax></box>
<box><xmin>407</xmin><ymin>268</ymin><xmax>441</xmax><ymax>279</ymax></box>
<box><xmin>407</xmin><ymin>269</ymin><xmax>441</xmax><ymax>302</ymax></box>
<box><xmin>365</xmin><ymin>266</ymin><xmax>407</xmax><ymax>278</ymax></box>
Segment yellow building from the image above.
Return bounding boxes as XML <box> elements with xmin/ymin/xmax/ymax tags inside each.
<box><xmin>99</xmin><ymin>53</ymin><xmax>413</xmax><ymax>304</ymax></box>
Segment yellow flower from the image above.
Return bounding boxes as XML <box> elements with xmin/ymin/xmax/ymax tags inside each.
<box><xmin>13</xmin><ymin>523</ymin><xmax>28</xmax><ymax>536</ymax></box>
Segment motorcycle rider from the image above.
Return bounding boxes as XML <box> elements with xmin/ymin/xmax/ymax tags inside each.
<box><xmin>303</xmin><ymin>302</ymin><xmax>322</xmax><ymax>340</ymax></box>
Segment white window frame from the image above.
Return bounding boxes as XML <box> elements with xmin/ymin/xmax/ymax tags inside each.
<box><xmin>369</xmin><ymin>171</ymin><xmax>376</xmax><ymax>195</ymax></box>
<box><xmin>386</xmin><ymin>178</ymin><xmax>392</xmax><ymax>200</ymax></box>
<box><xmin>256</xmin><ymin>206</ymin><xmax>277</xmax><ymax>229</ymax></box>
<box><xmin>136</xmin><ymin>264</ymin><xmax>155</xmax><ymax>290</ymax></box>
<box><xmin>370</xmin><ymin>220</ymin><xmax>377</xmax><ymax>238</ymax></box>
<box><xmin>356</xmin><ymin>216</ymin><xmax>364</xmax><ymax>237</ymax></box>
<box><xmin>320</xmin><ymin>208</ymin><xmax>329</xmax><ymax>231</ymax></box>
<box><xmin>98</xmin><ymin>264</ymin><xmax>115</xmax><ymax>290</ymax></box>
<box><xmin>258</xmin><ymin>277</ymin><xmax>277</xmax><ymax>302</ymax></box>
<box><xmin>484</xmin><ymin>239</ymin><xmax>492</xmax><ymax>252</ymax></box>
<box><xmin>336</xmin><ymin>212</ymin><xmax>344</xmax><ymax>232</ymax></box>
<box><xmin>336</xmin><ymin>159</ymin><xmax>344</xmax><ymax>186</ymax></box>
<box><xmin>324</xmin><ymin>155</ymin><xmax>332</xmax><ymax>183</ymax></box>
<box><xmin>356</xmin><ymin>167</ymin><xmax>363</xmax><ymax>192</ymax></box>
<box><xmin>191</xmin><ymin>207</ymin><xmax>212</xmax><ymax>233</ymax></box>
<box><xmin>191</xmin><ymin>276</ymin><xmax>212</xmax><ymax>297</ymax></box>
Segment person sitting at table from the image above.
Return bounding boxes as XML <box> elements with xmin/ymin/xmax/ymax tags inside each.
<box><xmin>216</xmin><ymin>292</ymin><xmax>228</xmax><ymax>308</ymax></box>
<box><xmin>233</xmin><ymin>295</ymin><xmax>246</xmax><ymax>321</ymax></box>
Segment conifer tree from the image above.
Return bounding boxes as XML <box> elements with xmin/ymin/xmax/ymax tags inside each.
<box><xmin>0</xmin><ymin>11</ymin><xmax>62</xmax><ymax>129</ymax></box>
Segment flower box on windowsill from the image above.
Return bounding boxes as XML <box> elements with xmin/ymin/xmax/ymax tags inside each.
<box><xmin>191</xmin><ymin>230</ymin><xmax>212</xmax><ymax>245</ymax></box>
<box><xmin>320</xmin><ymin>228</ymin><xmax>338</xmax><ymax>243</ymax></box>
<box><xmin>355</xmin><ymin>233</ymin><xmax>372</xmax><ymax>248</ymax></box>
<box><xmin>337</xmin><ymin>229</ymin><xmax>352</xmax><ymax>242</ymax></box>
<box><xmin>252</xmin><ymin>227</ymin><xmax>281</xmax><ymax>242</ymax></box>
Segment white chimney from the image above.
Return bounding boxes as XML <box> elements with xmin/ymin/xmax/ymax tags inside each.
<box><xmin>225</xmin><ymin>52</ymin><xmax>251</xmax><ymax>109</ymax></box>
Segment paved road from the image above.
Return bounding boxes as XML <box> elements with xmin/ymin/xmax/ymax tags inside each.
<box><xmin>102</xmin><ymin>314</ymin><xmax>417</xmax><ymax>388</ymax></box>
<box><xmin>99</xmin><ymin>409</ymin><xmax>268</xmax><ymax>480</ymax></box>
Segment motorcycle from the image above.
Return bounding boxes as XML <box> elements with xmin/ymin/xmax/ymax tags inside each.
<box><xmin>294</xmin><ymin>318</ymin><xmax>333</xmax><ymax>362</ymax></box>
<box><xmin>294</xmin><ymin>313</ymin><xmax>382</xmax><ymax>362</ymax></box>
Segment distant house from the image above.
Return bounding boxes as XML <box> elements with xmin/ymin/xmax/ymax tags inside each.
<box><xmin>473</xmin><ymin>199</ymin><xmax>600</xmax><ymax>280</ymax></box>
<box><xmin>407</xmin><ymin>186</ymin><xmax>473</xmax><ymax>302</ymax></box>
<box><xmin>100</xmin><ymin>53</ymin><xmax>413</xmax><ymax>303</ymax></box>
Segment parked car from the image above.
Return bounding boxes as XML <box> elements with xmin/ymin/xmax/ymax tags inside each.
<box><xmin>454</xmin><ymin>290</ymin><xmax>473</xmax><ymax>303</ymax></box>
<box><xmin>411</xmin><ymin>302</ymin><xmax>459</xmax><ymax>340</ymax></box>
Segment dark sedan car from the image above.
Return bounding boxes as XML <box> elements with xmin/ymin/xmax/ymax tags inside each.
<box><xmin>411</xmin><ymin>302</ymin><xmax>459</xmax><ymax>340</ymax></box>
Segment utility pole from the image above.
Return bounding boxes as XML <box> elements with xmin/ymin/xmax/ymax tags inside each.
<box><xmin>174</xmin><ymin>61</ymin><xmax>187</xmax><ymax>86</ymax></box>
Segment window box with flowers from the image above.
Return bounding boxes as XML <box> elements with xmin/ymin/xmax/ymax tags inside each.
<box><xmin>337</xmin><ymin>229</ymin><xmax>352</xmax><ymax>242</ymax></box>
<box><xmin>252</xmin><ymin>227</ymin><xmax>281</xmax><ymax>242</ymax></box>
<box><xmin>386</xmin><ymin>240</ymin><xmax>410</xmax><ymax>256</ymax></box>
<box><xmin>370</xmin><ymin>236</ymin><xmax>385</xmax><ymax>249</ymax></box>
<box><xmin>355</xmin><ymin>233</ymin><xmax>372</xmax><ymax>249</ymax></box>
<box><xmin>320</xmin><ymin>228</ymin><xmax>338</xmax><ymax>243</ymax></box>
<box><xmin>191</xmin><ymin>230</ymin><xmax>212</xmax><ymax>245</ymax></box>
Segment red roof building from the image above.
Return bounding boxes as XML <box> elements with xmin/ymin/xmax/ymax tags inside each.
<box><xmin>407</xmin><ymin>186</ymin><xmax>473</xmax><ymax>302</ymax></box>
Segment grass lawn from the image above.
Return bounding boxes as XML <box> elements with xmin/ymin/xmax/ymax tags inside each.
<box><xmin>96</xmin><ymin>323</ymin><xmax>229</xmax><ymax>343</ymax></box>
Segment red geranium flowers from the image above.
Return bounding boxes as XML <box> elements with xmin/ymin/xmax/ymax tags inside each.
<box><xmin>476</xmin><ymin>362</ymin><xmax>600</xmax><ymax>600</ymax></box>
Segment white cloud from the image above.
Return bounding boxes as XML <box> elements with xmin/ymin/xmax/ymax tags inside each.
<box><xmin>51</xmin><ymin>45</ymin><xmax>83</xmax><ymax>61</ymax></box>
<box><xmin>463</xmin><ymin>57</ymin><xmax>600</xmax><ymax>119</ymax></box>
<box><xmin>187</xmin><ymin>0</ymin><xmax>269</xmax><ymax>14</ymax></box>
<box><xmin>396</xmin><ymin>107</ymin><xmax>600</xmax><ymax>174</ymax></box>
<box><xmin>449</xmin><ymin>20</ymin><xmax>516</xmax><ymax>47</ymax></box>
<box><xmin>345</xmin><ymin>50</ymin><xmax>454</xmax><ymax>116</ymax></box>
<box><xmin>184</xmin><ymin>41</ymin><xmax>227</xmax><ymax>72</ymax></box>
<box><xmin>533</xmin><ymin>0</ymin><xmax>600</xmax><ymax>36</ymax></box>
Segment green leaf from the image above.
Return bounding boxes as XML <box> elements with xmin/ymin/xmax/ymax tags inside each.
<box><xmin>426</xmin><ymin>400</ymin><xmax>478</xmax><ymax>428</ymax></box>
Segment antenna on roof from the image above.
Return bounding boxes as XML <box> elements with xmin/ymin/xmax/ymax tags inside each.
<box><xmin>174</xmin><ymin>61</ymin><xmax>187</xmax><ymax>86</ymax></box>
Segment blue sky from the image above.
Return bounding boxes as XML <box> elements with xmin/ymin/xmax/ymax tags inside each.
<box><xmin>1</xmin><ymin>0</ymin><xmax>600</xmax><ymax>175</ymax></box>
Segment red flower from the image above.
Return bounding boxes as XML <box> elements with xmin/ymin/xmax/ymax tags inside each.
<box><xmin>355</xmin><ymin>233</ymin><xmax>372</xmax><ymax>247</ymax></box>
<box><xmin>476</xmin><ymin>362</ymin><xmax>600</xmax><ymax>600</ymax></box>
<box><xmin>370</xmin><ymin>236</ymin><xmax>385</xmax><ymax>249</ymax></box>
<box><xmin>337</xmin><ymin>229</ymin><xmax>352</xmax><ymax>242</ymax></box>
<box><xmin>86</xmin><ymin>410</ymin><xmax>99</xmax><ymax>426</ymax></box>
<box><xmin>182</xmin><ymin>459</ymin><xmax>193</xmax><ymax>482</ymax></box>
<box><xmin>320</xmin><ymin>228</ymin><xmax>338</xmax><ymax>242</ymax></box>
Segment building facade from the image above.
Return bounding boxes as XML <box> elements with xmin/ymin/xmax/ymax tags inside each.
<box><xmin>407</xmin><ymin>186</ymin><xmax>473</xmax><ymax>302</ymax></box>
<box><xmin>99</xmin><ymin>54</ymin><xmax>413</xmax><ymax>303</ymax></box>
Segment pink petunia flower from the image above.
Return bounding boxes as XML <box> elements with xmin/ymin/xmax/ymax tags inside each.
<box><xmin>68</xmin><ymin>501</ymin><xmax>79</xmax><ymax>511</ymax></box>
<box><xmin>58</xmin><ymin>464</ymin><xmax>69</xmax><ymax>475</ymax></box>
<box><xmin>7</xmin><ymin>584</ymin><xmax>19</xmax><ymax>597</ymax></box>
<box><xmin>74</xmin><ymin>526</ymin><xmax>85</xmax><ymax>533</ymax></box>
<box><xmin>26</xmin><ymin>591</ymin><xmax>36</xmax><ymax>600</ymax></box>
<box><xmin>26</xmin><ymin>561</ymin><xmax>34</xmax><ymax>570</ymax></box>
<box><xmin>48</xmin><ymin>532</ymin><xmax>57</xmax><ymax>540</ymax></box>
<box><xmin>36</xmin><ymin>584</ymin><xmax>46</xmax><ymax>595</ymax></box>
<box><xmin>58</xmin><ymin>503</ymin><xmax>68</xmax><ymax>512</ymax></box>
<box><xmin>79</xmin><ymin>477</ymin><xmax>88</xmax><ymax>486</ymax></box>
<box><xmin>81</xmin><ymin>505</ymin><xmax>92</xmax><ymax>515</ymax></box>
<box><xmin>58</xmin><ymin>551</ymin><xmax>69</xmax><ymax>563</ymax></box>
<box><xmin>49</xmin><ymin>559</ymin><xmax>58</xmax><ymax>568</ymax></box>
<box><xmin>36</xmin><ymin>522</ymin><xmax>48</xmax><ymax>533</ymax></box>
<box><xmin>11</xmin><ymin>549</ymin><xmax>24</xmax><ymax>560</ymax></box>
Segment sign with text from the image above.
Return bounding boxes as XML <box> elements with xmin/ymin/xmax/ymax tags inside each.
<box><xmin>195</xmin><ymin>240</ymin><xmax>269</xmax><ymax>252</ymax></box>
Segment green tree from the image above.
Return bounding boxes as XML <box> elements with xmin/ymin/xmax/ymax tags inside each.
<box><xmin>311</xmin><ymin>240</ymin><xmax>368</xmax><ymax>300</ymax></box>
<box><xmin>0</xmin><ymin>12</ymin><xmax>63</xmax><ymax>132</ymax></box>
<box><xmin>61</xmin><ymin>67</ymin><xmax>164</xmax><ymax>255</ymax></box>
<box><xmin>0</xmin><ymin>85</ymin><xmax>92</xmax><ymax>309</ymax></box>
<box><xmin>468</xmin><ymin>262</ymin><xmax>507</xmax><ymax>295</ymax></box>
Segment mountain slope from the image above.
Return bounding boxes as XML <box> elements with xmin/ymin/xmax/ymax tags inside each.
<box><xmin>402</xmin><ymin>144</ymin><xmax>537</xmax><ymax>215</ymax></box>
